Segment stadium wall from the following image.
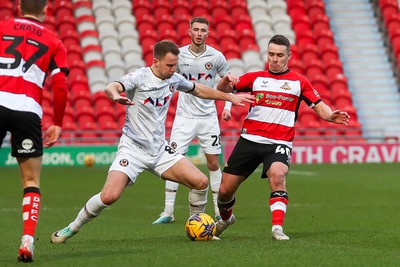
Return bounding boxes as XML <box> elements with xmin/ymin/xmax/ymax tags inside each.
<box><xmin>1</xmin><ymin>143</ymin><xmax>400</xmax><ymax>167</ymax></box>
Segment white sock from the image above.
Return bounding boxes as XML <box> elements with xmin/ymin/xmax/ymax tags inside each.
<box><xmin>272</xmin><ymin>225</ymin><xmax>283</xmax><ymax>232</ymax></box>
<box><xmin>69</xmin><ymin>193</ymin><xmax>108</xmax><ymax>231</ymax></box>
<box><xmin>209</xmin><ymin>169</ymin><xmax>222</xmax><ymax>217</ymax></box>
<box><xmin>164</xmin><ymin>180</ymin><xmax>179</xmax><ymax>216</ymax></box>
<box><xmin>189</xmin><ymin>188</ymin><xmax>208</xmax><ymax>215</ymax></box>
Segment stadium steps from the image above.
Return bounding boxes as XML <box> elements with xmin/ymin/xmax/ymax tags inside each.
<box><xmin>325</xmin><ymin>0</ymin><xmax>400</xmax><ymax>139</ymax></box>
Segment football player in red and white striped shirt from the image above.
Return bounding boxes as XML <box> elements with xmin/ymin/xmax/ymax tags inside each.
<box><xmin>0</xmin><ymin>0</ymin><xmax>69</xmax><ymax>262</ymax></box>
<box><xmin>214</xmin><ymin>35</ymin><xmax>350</xmax><ymax>240</ymax></box>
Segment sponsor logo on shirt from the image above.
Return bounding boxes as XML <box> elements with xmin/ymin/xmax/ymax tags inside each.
<box><xmin>143</xmin><ymin>96</ymin><xmax>171</xmax><ymax>106</ymax></box>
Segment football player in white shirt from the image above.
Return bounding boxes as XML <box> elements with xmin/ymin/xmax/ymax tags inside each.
<box><xmin>50</xmin><ymin>40</ymin><xmax>253</xmax><ymax>244</ymax></box>
<box><xmin>153</xmin><ymin>17</ymin><xmax>233</xmax><ymax>224</ymax></box>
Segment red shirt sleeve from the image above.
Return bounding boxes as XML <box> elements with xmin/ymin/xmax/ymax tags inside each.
<box><xmin>52</xmin><ymin>71</ymin><xmax>68</xmax><ymax>127</ymax></box>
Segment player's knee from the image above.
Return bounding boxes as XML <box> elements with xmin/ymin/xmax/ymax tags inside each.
<box><xmin>100</xmin><ymin>191</ymin><xmax>120</xmax><ymax>205</ymax></box>
<box><xmin>192</xmin><ymin>175</ymin><xmax>208</xmax><ymax>190</ymax></box>
<box><xmin>217</xmin><ymin>182</ymin><xmax>234</xmax><ymax>198</ymax></box>
<box><xmin>207</xmin><ymin>160</ymin><xmax>220</xmax><ymax>171</ymax></box>
<box><xmin>268</xmin><ymin>168</ymin><xmax>287</xmax><ymax>181</ymax></box>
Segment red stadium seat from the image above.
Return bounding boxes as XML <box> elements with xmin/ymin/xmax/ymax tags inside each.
<box><xmin>93</xmin><ymin>91</ymin><xmax>112</xmax><ymax>109</ymax></box>
<box><xmin>219</xmin><ymin>29</ymin><xmax>237</xmax><ymax>48</ymax></box>
<box><xmin>310</xmin><ymin>13</ymin><xmax>331</xmax><ymax>33</ymax></box>
<box><xmin>309</xmin><ymin>73</ymin><xmax>329</xmax><ymax>93</ymax></box>
<box><xmin>210</xmin><ymin>0</ymin><xmax>229</xmax><ymax>17</ymax></box>
<box><xmin>332</xmin><ymin>88</ymin><xmax>353</xmax><ymax>108</ymax></box>
<box><xmin>324</xmin><ymin>59</ymin><xmax>344</xmax><ymax>80</ymax></box>
<box><xmin>215</xmin><ymin>16</ymin><xmax>233</xmax><ymax>34</ymax></box>
<box><xmin>299</xmin><ymin>43</ymin><xmax>319</xmax><ymax>62</ymax></box>
<box><xmin>287</xmin><ymin>0</ymin><xmax>307</xmax><ymax>18</ymax></box>
<box><xmin>221</xmin><ymin>43</ymin><xmax>241</xmax><ymax>60</ymax></box>
<box><xmin>296</xmin><ymin>29</ymin><xmax>315</xmax><ymax>47</ymax></box>
<box><xmin>191</xmin><ymin>1</ymin><xmax>209</xmax><ymax>17</ymax></box>
<box><xmin>328</xmin><ymin>74</ymin><xmax>348</xmax><ymax>92</ymax></box>
<box><xmin>307</xmin><ymin>0</ymin><xmax>326</xmax><ymax>19</ymax></box>
<box><xmin>72</xmin><ymin>90</ymin><xmax>92</xmax><ymax>107</ymax></box>
<box><xmin>69</xmin><ymin>75</ymin><xmax>90</xmax><ymax>95</ymax></box>
<box><xmin>238</xmin><ymin>29</ymin><xmax>258</xmax><ymax>52</ymax></box>
<box><xmin>339</xmin><ymin>119</ymin><xmax>362</xmax><ymax>137</ymax></box>
<box><xmin>96</xmin><ymin>105</ymin><xmax>116</xmax><ymax>123</ymax></box>
<box><xmin>152</xmin><ymin>0</ymin><xmax>170</xmax><ymax>17</ymax></box>
<box><xmin>319</xmin><ymin>120</ymin><xmax>341</xmax><ymax>137</ymax></box>
<box><xmin>76</xmin><ymin>105</ymin><xmax>96</xmax><ymax>125</ymax></box>
<box><xmin>290</xmin><ymin>44</ymin><xmax>301</xmax><ymax>60</ymax></box>
<box><xmin>298</xmin><ymin>119</ymin><xmax>323</xmax><ymax>139</ymax></box>
<box><xmin>136</xmin><ymin>14</ymin><xmax>156</xmax><ymax>33</ymax></box>
<box><xmin>57</xmin><ymin>15</ymin><xmax>76</xmax><ymax>32</ymax></box>
<box><xmin>292</xmin><ymin>14</ymin><xmax>312</xmax><ymax>33</ymax></box>
<box><xmin>234</xmin><ymin>14</ymin><xmax>253</xmax><ymax>32</ymax></box>
<box><xmin>43</xmin><ymin>16</ymin><xmax>56</xmax><ymax>32</ymax></box>
<box><xmin>384</xmin><ymin>13</ymin><xmax>400</xmax><ymax>33</ymax></box>
<box><xmin>60</xmin><ymin>30</ymin><xmax>80</xmax><ymax>49</ymax></box>
<box><xmin>171</xmin><ymin>0</ymin><xmax>191</xmax><ymax>15</ymax></box>
<box><xmin>288</xmin><ymin>58</ymin><xmax>305</xmax><ymax>74</ymax></box>
<box><xmin>315</xmin><ymin>29</ymin><xmax>335</xmax><ymax>47</ymax></box>
<box><xmin>159</xmin><ymin>29</ymin><xmax>178</xmax><ymax>43</ymax></box>
<box><xmin>305</xmin><ymin>58</ymin><xmax>324</xmax><ymax>78</ymax></box>
<box><xmin>379</xmin><ymin>0</ymin><xmax>399</xmax><ymax>18</ymax></box>
<box><xmin>231</xmin><ymin>0</ymin><xmax>248</xmax><ymax>17</ymax></box>
<box><xmin>155</xmin><ymin>14</ymin><xmax>175</xmax><ymax>32</ymax></box>
<box><xmin>54</xmin><ymin>0</ymin><xmax>74</xmax><ymax>18</ymax></box>
<box><xmin>320</xmin><ymin>43</ymin><xmax>340</xmax><ymax>63</ymax></box>
<box><xmin>0</xmin><ymin>1</ymin><xmax>16</xmax><ymax>20</ymax></box>
<box><xmin>132</xmin><ymin>0</ymin><xmax>152</xmax><ymax>16</ymax></box>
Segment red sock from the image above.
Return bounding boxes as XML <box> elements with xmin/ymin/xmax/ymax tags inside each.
<box><xmin>22</xmin><ymin>187</ymin><xmax>41</xmax><ymax>237</ymax></box>
<box><xmin>217</xmin><ymin>197</ymin><xmax>236</xmax><ymax>221</ymax></box>
<box><xmin>269</xmin><ymin>191</ymin><xmax>288</xmax><ymax>227</ymax></box>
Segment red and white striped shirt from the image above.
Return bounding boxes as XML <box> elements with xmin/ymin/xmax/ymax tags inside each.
<box><xmin>235</xmin><ymin>69</ymin><xmax>321</xmax><ymax>148</ymax></box>
<box><xmin>0</xmin><ymin>17</ymin><xmax>69</xmax><ymax>123</ymax></box>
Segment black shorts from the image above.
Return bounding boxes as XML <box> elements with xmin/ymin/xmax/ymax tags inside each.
<box><xmin>0</xmin><ymin>105</ymin><xmax>43</xmax><ymax>158</ymax></box>
<box><xmin>223</xmin><ymin>137</ymin><xmax>292</xmax><ymax>179</ymax></box>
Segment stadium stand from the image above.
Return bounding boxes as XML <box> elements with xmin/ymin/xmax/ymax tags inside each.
<box><xmin>3</xmin><ymin>0</ymin><xmax>400</xmax><ymax>144</ymax></box>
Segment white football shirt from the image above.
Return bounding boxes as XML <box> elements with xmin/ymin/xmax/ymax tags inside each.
<box><xmin>117</xmin><ymin>67</ymin><xmax>194</xmax><ymax>155</ymax></box>
<box><xmin>176</xmin><ymin>45</ymin><xmax>229</xmax><ymax>118</ymax></box>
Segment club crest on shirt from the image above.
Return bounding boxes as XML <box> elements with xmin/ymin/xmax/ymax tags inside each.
<box><xmin>169</xmin><ymin>84</ymin><xmax>175</xmax><ymax>92</ymax></box>
<box><xmin>119</xmin><ymin>159</ymin><xmax>129</xmax><ymax>167</ymax></box>
<box><xmin>170</xmin><ymin>142</ymin><xmax>177</xmax><ymax>150</ymax></box>
<box><xmin>205</xmin><ymin>62</ymin><xmax>213</xmax><ymax>70</ymax></box>
<box><xmin>280</xmin><ymin>82</ymin><xmax>291</xmax><ymax>90</ymax></box>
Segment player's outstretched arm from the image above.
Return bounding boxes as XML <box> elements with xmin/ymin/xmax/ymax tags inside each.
<box><xmin>313</xmin><ymin>102</ymin><xmax>350</xmax><ymax>126</ymax></box>
<box><xmin>105</xmin><ymin>82</ymin><xmax>134</xmax><ymax>105</ymax></box>
<box><xmin>190</xmin><ymin>83</ymin><xmax>254</xmax><ymax>107</ymax></box>
<box><xmin>216</xmin><ymin>73</ymin><xmax>239</xmax><ymax>93</ymax></box>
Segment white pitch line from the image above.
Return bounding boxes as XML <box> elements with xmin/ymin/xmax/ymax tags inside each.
<box><xmin>255</xmin><ymin>167</ymin><xmax>317</xmax><ymax>176</ymax></box>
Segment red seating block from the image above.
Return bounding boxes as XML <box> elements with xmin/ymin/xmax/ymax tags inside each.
<box><xmin>300</xmin><ymin>43</ymin><xmax>319</xmax><ymax>62</ymax></box>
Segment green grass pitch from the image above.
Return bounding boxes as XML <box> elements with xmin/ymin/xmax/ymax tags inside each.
<box><xmin>1</xmin><ymin>163</ymin><xmax>399</xmax><ymax>266</ymax></box>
